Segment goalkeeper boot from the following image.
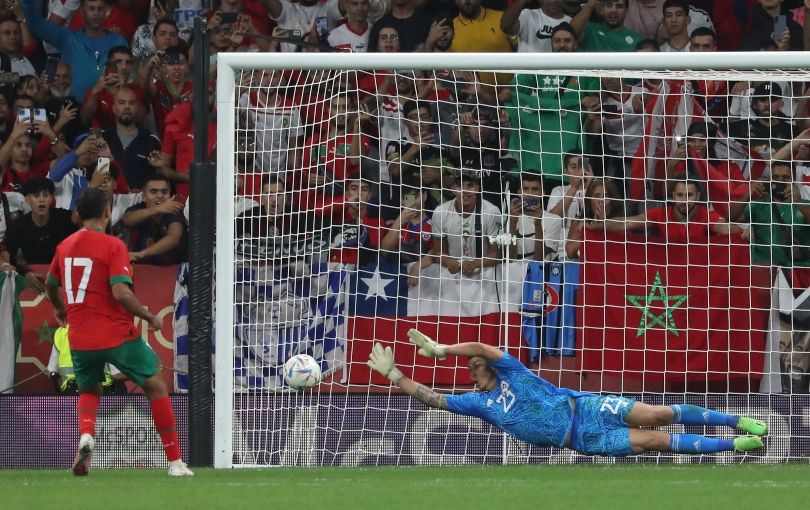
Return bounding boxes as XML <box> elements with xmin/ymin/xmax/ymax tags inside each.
<box><xmin>168</xmin><ymin>460</ymin><xmax>195</xmax><ymax>477</ymax></box>
<box><xmin>71</xmin><ymin>433</ymin><xmax>94</xmax><ymax>476</ymax></box>
<box><xmin>737</xmin><ymin>417</ymin><xmax>768</xmax><ymax>436</ymax></box>
<box><xmin>733</xmin><ymin>435</ymin><xmax>764</xmax><ymax>452</ymax></box>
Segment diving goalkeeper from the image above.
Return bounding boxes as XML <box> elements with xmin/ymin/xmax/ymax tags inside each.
<box><xmin>367</xmin><ymin>330</ymin><xmax>767</xmax><ymax>456</ymax></box>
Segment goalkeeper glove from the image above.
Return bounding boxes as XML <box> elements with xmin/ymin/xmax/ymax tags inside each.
<box><xmin>407</xmin><ymin>329</ymin><xmax>447</xmax><ymax>359</ymax></box>
<box><xmin>367</xmin><ymin>342</ymin><xmax>403</xmax><ymax>383</ymax></box>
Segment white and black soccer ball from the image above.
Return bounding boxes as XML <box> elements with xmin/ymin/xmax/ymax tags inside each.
<box><xmin>283</xmin><ymin>354</ymin><xmax>322</xmax><ymax>390</ymax></box>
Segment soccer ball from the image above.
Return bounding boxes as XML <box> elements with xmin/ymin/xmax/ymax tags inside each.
<box><xmin>283</xmin><ymin>354</ymin><xmax>322</xmax><ymax>390</ymax></box>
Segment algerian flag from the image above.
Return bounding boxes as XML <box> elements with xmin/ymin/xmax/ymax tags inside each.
<box><xmin>0</xmin><ymin>271</ymin><xmax>27</xmax><ymax>394</ymax></box>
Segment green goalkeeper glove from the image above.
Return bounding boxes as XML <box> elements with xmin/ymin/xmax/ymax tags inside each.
<box><xmin>407</xmin><ymin>329</ymin><xmax>447</xmax><ymax>359</ymax></box>
<box><xmin>367</xmin><ymin>342</ymin><xmax>403</xmax><ymax>383</ymax></box>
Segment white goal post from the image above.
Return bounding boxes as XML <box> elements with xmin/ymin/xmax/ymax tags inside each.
<box><xmin>214</xmin><ymin>51</ymin><xmax>810</xmax><ymax>469</ymax></box>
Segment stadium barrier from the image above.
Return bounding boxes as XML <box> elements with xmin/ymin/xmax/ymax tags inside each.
<box><xmin>4</xmin><ymin>265</ymin><xmax>179</xmax><ymax>394</ymax></box>
<box><xmin>0</xmin><ymin>394</ymin><xmax>804</xmax><ymax>468</ymax></box>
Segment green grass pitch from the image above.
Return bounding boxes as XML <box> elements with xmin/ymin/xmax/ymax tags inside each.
<box><xmin>2</xmin><ymin>465</ymin><xmax>808</xmax><ymax>510</ymax></box>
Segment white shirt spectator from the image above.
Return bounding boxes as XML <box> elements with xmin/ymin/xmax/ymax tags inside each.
<box><xmin>516</xmin><ymin>8</ymin><xmax>571</xmax><ymax>53</ymax></box>
<box><xmin>547</xmin><ymin>185</ymin><xmax>584</xmax><ymax>234</ymax></box>
<box><xmin>432</xmin><ymin>198</ymin><xmax>501</xmax><ymax>259</ymax></box>
<box><xmin>48</xmin><ymin>166</ymin><xmax>87</xmax><ymax>211</ymax></box>
<box><xmin>272</xmin><ymin>0</ymin><xmax>343</xmax><ymax>52</ymax></box>
<box><xmin>514</xmin><ymin>210</ymin><xmax>564</xmax><ymax>260</ymax></box>
<box><xmin>376</xmin><ymin>96</ymin><xmax>408</xmax><ymax>182</ymax></box>
<box><xmin>175</xmin><ymin>0</ymin><xmax>204</xmax><ymax>34</ymax></box>
<box><xmin>729</xmin><ymin>82</ymin><xmax>798</xmax><ymax>120</ymax></box>
<box><xmin>687</xmin><ymin>7</ymin><xmax>713</xmax><ymax>36</ymax></box>
<box><xmin>111</xmin><ymin>192</ymin><xmax>143</xmax><ymax>228</ymax></box>
<box><xmin>660</xmin><ymin>41</ymin><xmax>689</xmax><ymax>52</ymax></box>
<box><xmin>238</xmin><ymin>91</ymin><xmax>304</xmax><ymax>174</ymax></box>
<box><xmin>327</xmin><ymin>22</ymin><xmax>371</xmax><ymax>52</ymax></box>
<box><xmin>131</xmin><ymin>0</ymin><xmax>199</xmax><ymax>59</ymax></box>
<box><xmin>0</xmin><ymin>191</ymin><xmax>28</xmax><ymax>244</ymax></box>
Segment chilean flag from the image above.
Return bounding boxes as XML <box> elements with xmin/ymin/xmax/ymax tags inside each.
<box><xmin>346</xmin><ymin>259</ymin><xmax>580</xmax><ymax>385</ymax></box>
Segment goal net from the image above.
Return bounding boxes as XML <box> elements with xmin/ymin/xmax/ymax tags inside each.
<box><xmin>214</xmin><ymin>52</ymin><xmax>810</xmax><ymax>467</ymax></box>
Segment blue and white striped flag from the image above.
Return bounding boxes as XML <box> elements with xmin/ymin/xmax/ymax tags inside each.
<box><xmin>233</xmin><ymin>262</ymin><xmax>347</xmax><ymax>390</ymax></box>
<box><xmin>173</xmin><ymin>263</ymin><xmax>189</xmax><ymax>392</ymax></box>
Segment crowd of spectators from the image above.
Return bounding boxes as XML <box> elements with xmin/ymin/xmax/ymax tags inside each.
<box><xmin>0</xmin><ymin>0</ymin><xmax>810</xmax><ymax>391</ymax></box>
<box><xmin>226</xmin><ymin>0</ymin><xmax>810</xmax><ymax>275</ymax></box>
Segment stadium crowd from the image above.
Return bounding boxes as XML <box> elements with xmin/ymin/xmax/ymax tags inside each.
<box><xmin>1</xmin><ymin>0</ymin><xmax>810</xmax><ymax>393</ymax></box>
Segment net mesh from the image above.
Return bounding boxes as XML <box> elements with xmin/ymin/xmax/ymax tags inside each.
<box><xmin>220</xmin><ymin>66</ymin><xmax>810</xmax><ymax>466</ymax></box>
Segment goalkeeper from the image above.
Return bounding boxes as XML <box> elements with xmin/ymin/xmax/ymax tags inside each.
<box><xmin>368</xmin><ymin>330</ymin><xmax>767</xmax><ymax>456</ymax></box>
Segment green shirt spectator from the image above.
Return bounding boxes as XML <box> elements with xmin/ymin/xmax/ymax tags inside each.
<box><xmin>580</xmin><ymin>21</ymin><xmax>643</xmax><ymax>52</ymax></box>
<box><xmin>746</xmin><ymin>200</ymin><xmax>810</xmax><ymax>267</ymax></box>
<box><xmin>571</xmin><ymin>0</ymin><xmax>643</xmax><ymax>52</ymax></box>
<box><xmin>504</xmin><ymin>73</ymin><xmax>599</xmax><ymax>182</ymax></box>
<box><xmin>744</xmin><ymin>161</ymin><xmax>810</xmax><ymax>267</ymax></box>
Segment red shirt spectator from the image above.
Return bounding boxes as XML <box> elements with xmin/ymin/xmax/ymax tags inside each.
<box><xmin>160</xmin><ymin>102</ymin><xmax>216</xmax><ymax>197</ymax></box>
<box><xmin>83</xmin><ymin>84</ymin><xmax>148</xmax><ymax>131</ymax></box>
<box><xmin>152</xmin><ymin>80</ymin><xmax>193</xmax><ymax>136</ymax></box>
<box><xmin>325</xmin><ymin>178</ymin><xmax>382</xmax><ymax>264</ymax></box>
<box><xmin>645</xmin><ymin>205</ymin><xmax>722</xmax><ymax>243</ymax></box>
<box><xmin>329</xmin><ymin>212</ymin><xmax>383</xmax><ymax>264</ymax></box>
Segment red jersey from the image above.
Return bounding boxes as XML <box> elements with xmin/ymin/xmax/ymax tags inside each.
<box><xmin>645</xmin><ymin>205</ymin><xmax>722</xmax><ymax>243</ymax></box>
<box><xmin>46</xmin><ymin>229</ymin><xmax>139</xmax><ymax>351</ymax></box>
<box><xmin>329</xmin><ymin>213</ymin><xmax>383</xmax><ymax>264</ymax></box>
<box><xmin>161</xmin><ymin>102</ymin><xmax>217</xmax><ymax>197</ymax></box>
<box><xmin>152</xmin><ymin>81</ymin><xmax>193</xmax><ymax>133</ymax></box>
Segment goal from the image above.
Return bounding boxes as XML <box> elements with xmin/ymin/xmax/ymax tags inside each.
<box><xmin>214</xmin><ymin>52</ymin><xmax>810</xmax><ymax>467</ymax></box>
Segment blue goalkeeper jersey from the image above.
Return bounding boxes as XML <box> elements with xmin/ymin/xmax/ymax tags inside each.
<box><xmin>445</xmin><ymin>353</ymin><xmax>591</xmax><ymax>447</ymax></box>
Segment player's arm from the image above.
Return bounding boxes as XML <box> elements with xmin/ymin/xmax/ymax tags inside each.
<box><xmin>407</xmin><ymin>329</ymin><xmax>504</xmax><ymax>361</ymax></box>
<box><xmin>45</xmin><ymin>278</ymin><xmax>66</xmax><ymax>326</ymax></box>
<box><xmin>111</xmin><ymin>282</ymin><xmax>161</xmax><ymax>330</ymax></box>
<box><xmin>367</xmin><ymin>343</ymin><xmax>448</xmax><ymax>410</ymax></box>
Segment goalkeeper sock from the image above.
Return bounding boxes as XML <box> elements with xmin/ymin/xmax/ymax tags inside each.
<box><xmin>669</xmin><ymin>434</ymin><xmax>734</xmax><ymax>454</ymax></box>
<box><xmin>670</xmin><ymin>404</ymin><xmax>739</xmax><ymax>428</ymax></box>
<box><xmin>77</xmin><ymin>393</ymin><xmax>100</xmax><ymax>436</ymax></box>
<box><xmin>150</xmin><ymin>396</ymin><xmax>181</xmax><ymax>462</ymax></box>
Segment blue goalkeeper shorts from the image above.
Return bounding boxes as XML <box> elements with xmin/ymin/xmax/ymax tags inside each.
<box><xmin>569</xmin><ymin>395</ymin><xmax>635</xmax><ymax>457</ymax></box>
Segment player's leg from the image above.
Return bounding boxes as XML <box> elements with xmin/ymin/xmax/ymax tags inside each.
<box><xmin>110</xmin><ymin>337</ymin><xmax>193</xmax><ymax>476</ymax></box>
<box><xmin>625</xmin><ymin>402</ymin><xmax>767</xmax><ymax>436</ymax></box>
<box><xmin>628</xmin><ymin>429</ymin><xmax>763</xmax><ymax>454</ymax></box>
<box><xmin>70</xmin><ymin>348</ymin><xmax>108</xmax><ymax>476</ymax></box>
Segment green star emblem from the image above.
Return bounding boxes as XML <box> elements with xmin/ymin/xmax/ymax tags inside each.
<box><xmin>35</xmin><ymin>320</ymin><xmax>57</xmax><ymax>345</ymax></box>
<box><xmin>626</xmin><ymin>272</ymin><xmax>688</xmax><ymax>337</ymax></box>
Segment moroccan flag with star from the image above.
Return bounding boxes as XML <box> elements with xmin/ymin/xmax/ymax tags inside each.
<box><xmin>577</xmin><ymin>232</ymin><xmax>770</xmax><ymax>384</ymax></box>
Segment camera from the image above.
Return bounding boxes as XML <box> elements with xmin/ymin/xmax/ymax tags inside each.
<box><xmin>17</xmin><ymin>108</ymin><xmax>31</xmax><ymax>123</ymax></box>
<box><xmin>220</xmin><ymin>11</ymin><xmax>238</xmax><ymax>24</ymax></box>
<box><xmin>272</xmin><ymin>27</ymin><xmax>303</xmax><ymax>42</ymax></box>
<box><xmin>771</xmin><ymin>181</ymin><xmax>788</xmax><ymax>200</ymax></box>
<box><xmin>160</xmin><ymin>52</ymin><xmax>182</xmax><ymax>65</ymax></box>
<box><xmin>45</xmin><ymin>57</ymin><xmax>59</xmax><ymax>83</ymax></box>
<box><xmin>0</xmin><ymin>71</ymin><xmax>19</xmax><ymax>84</ymax></box>
<box><xmin>97</xmin><ymin>157</ymin><xmax>111</xmax><ymax>174</ymax></box>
